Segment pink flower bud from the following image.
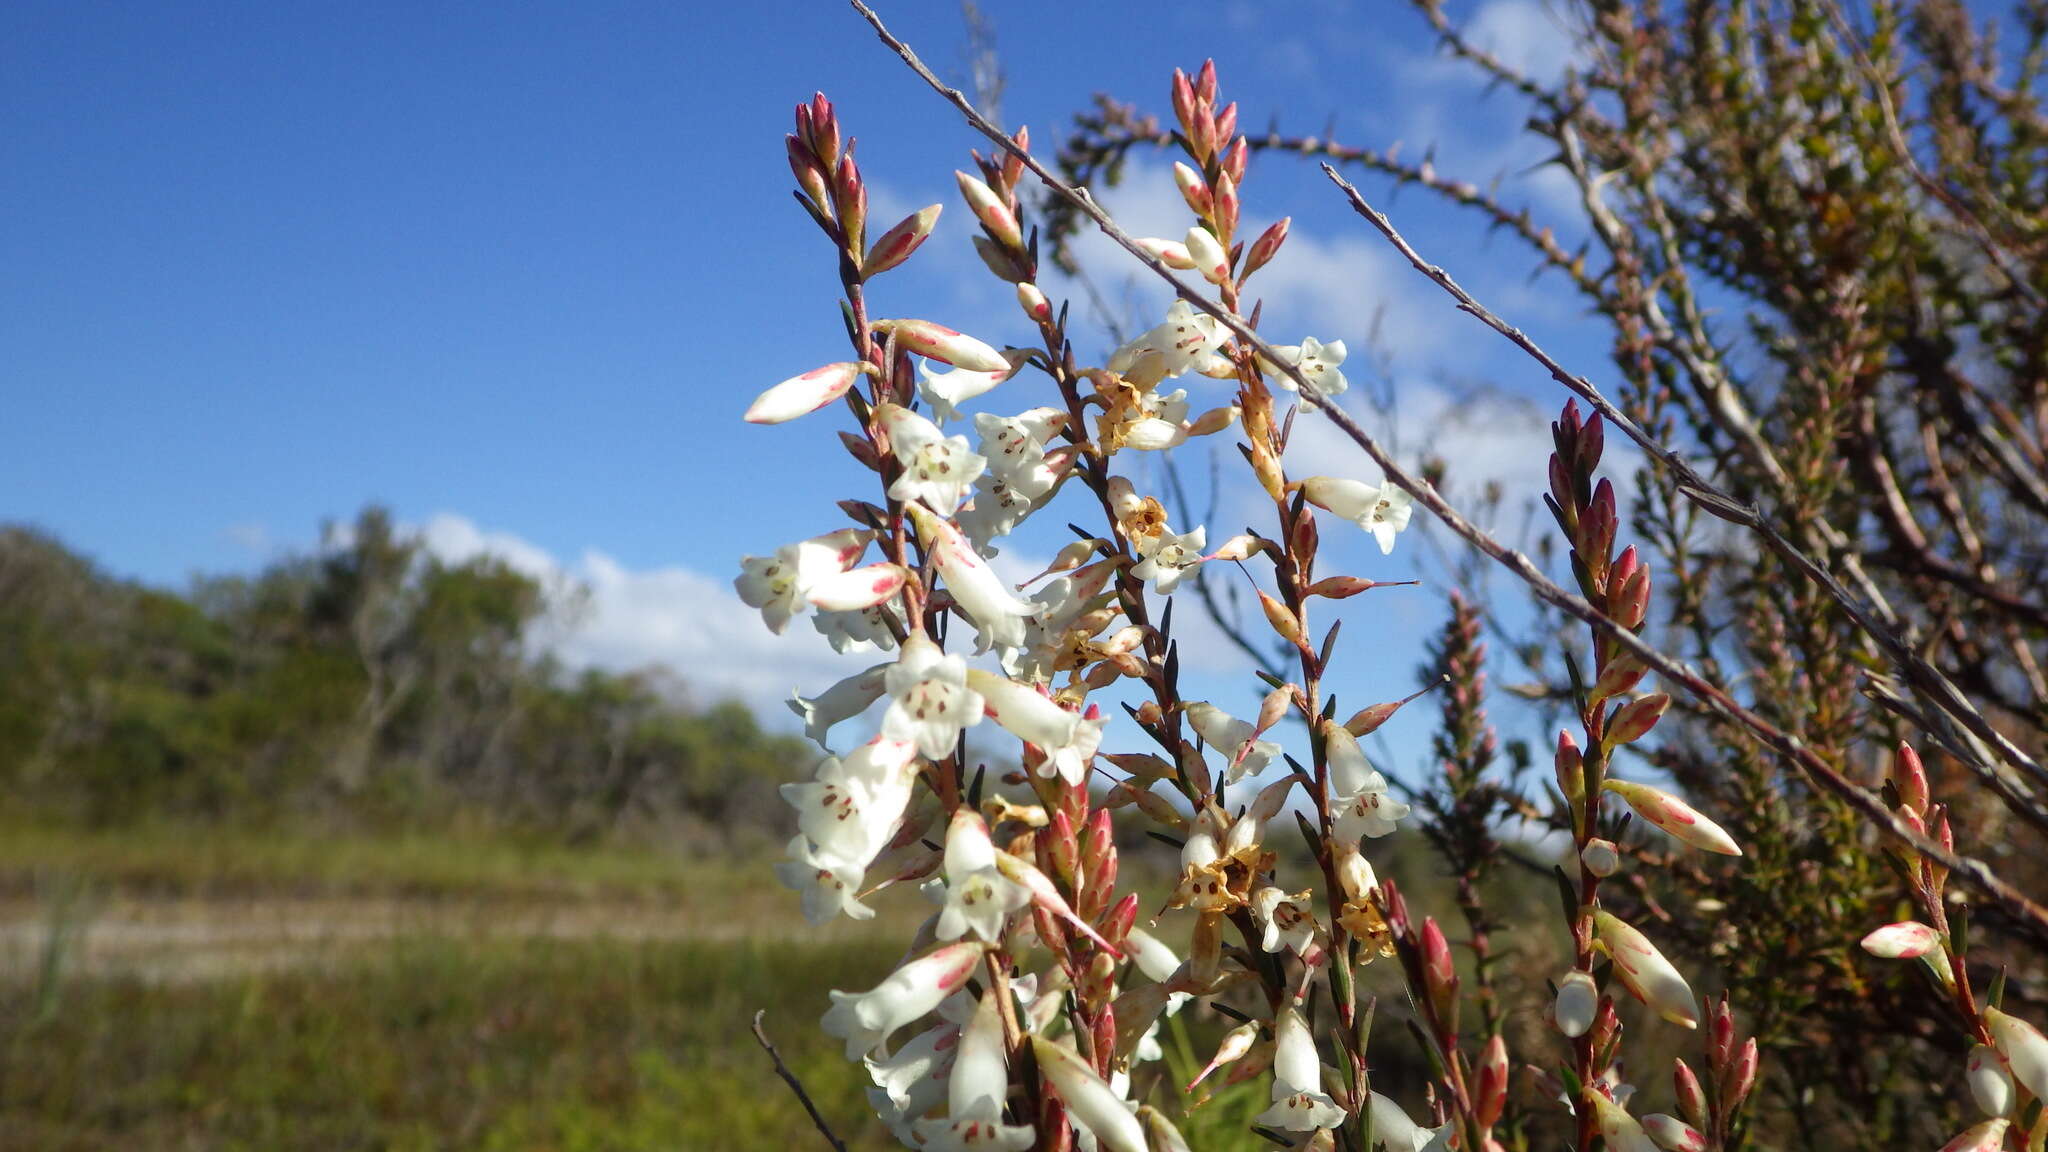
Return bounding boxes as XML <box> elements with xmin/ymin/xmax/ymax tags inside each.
<box><xmin>1243</xmin><ymin>216</ymin><xmax>1290</xmax><ymax>280</ymax></box>
<box><xmin>1555</xmin><ymin>730</ymin><xmax>1585</xmax><ymax>803</ymax></box>
<box><xmin>1185</xmin><ymin>226</ymin><xmax>1230</xmax><ymax>286</ymax></box>
<box><xmin>1895</xmin><ymin>742</ymin><xmax>1931</xmax><ymax>814</ymax></box>
<box><xmin>1214</xmin><ymin>100</ymin><xmax>1238</xmax><ymax>147</ymax></box>
<box><xmin>1594</xmin><ymin>911</ymin><xmax>1699</xmax><ymax>1028</ymax></box>
<box><xmin>745</xmin><ymin>362</ymin><xmax>868</xmax><ymax>424</ymax></box>
<box><xmin>786</xmin><ymin>135</ymin><xmax>830</xmax><ymax>207</ymax></box>
<box><xmin>1642</xmin><ymin>1114</ymin><xmax>1707</xmax><ymax>1152</ymax></box>
<box><xmin>1941</xmin><ymin>1119</ymin><xmax>2011</xmax><ymax>1152</ymax></box>
<box><xmin>863</xmin><ymin>204</ymin><xmax>942</xmax><ymax>278</ymax></box>
<box><xmin>1673</xmin><ymin>1059</ymin><xmax>1707</xmax><ymax>1128</ymax></box>
<box><xmin>1223</xmin><ymin>137</ymin><xmax>1248</xmax><ymax>184</ymax></box>
<box><xmin>955</xmin><ymin>170</ymin><xmax>1022</xmax><ymax>250</ymax></box>
<box><xmin>1133</xmin><ymin>236</ymin><xmax>1198</xmax><ymax>270</ymax></box>
<box><xmin>1187</xmin><ymin>1021</ymin><xmax>1256</xmax><ymax>1091</ymax></box>
<box><xmin>1211</xmin><ymin>170</ymin><xmax>1240</xmax><ymax>235</ymax></box>
<box><xmin>1172</xmin><ymin>161</ymin><xmax>1211</xmax><ymax>216</ymax></box>
<box><xmin>1017</xmin><ymin>282</ymin><xmax>1052</xmax><ymax>323</ymax></box>
<box><xmin>1858</xmin><ymin>920</ymin><xmax>1942</xmax><ymax>958</ymax></box>
<box><xmin>805</xmin><ymin>563</ymin><xmax>908</xmax><ymax>612</ymax></box>
<box><xmin>1170</xmin><ymin>69</ymin><xmax>1196</xmax><ymax>135</ymax></box>
<box><xmin>1726</xmin><ymin>1038</ymin><xmax>1758</xmax><ymax>1109</ymax></box>
<box><xmin>1602</xmin><ymin>779</ymin><xmax>1742</xmax><ymax>855</ymax></box>
<box><xmin>1605</xmin><ymin>692</ymin><xmax>1671</xmax><ymax>747</ymax></box>
<box><xmin>1032</xmin><ymin>1036</ymin><xmax>1147</xmax><ymax>1152</ymax></box>
<box><xmin>874</xmin><ymin>319</ymin><xmax>1010</xmax><ymax>372</ymax></box>
<box><xmin>1476</xmin><ymin>1034</ymin><xmax>1509</xmax><ymax>1127</ymax></box>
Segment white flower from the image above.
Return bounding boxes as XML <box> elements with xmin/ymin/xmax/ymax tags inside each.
<box><xmin>1326</xmin><ymin>722</ymin><xmax>1410</xmax><ymax>839</ymax></box>
<box><xmin>774</xmin><ymin>835</ymin><xmax>875</xmax><ymax>924</ymax></box>
<box><xmin>813</xmin><ymin>600</ymin><xmax>901</xmax><ymax>654</ymax></box>
<box><xmin>734</xmin><ymin>528</ymin><xmax>871</xmax><ymax>634</ymax></box>
<box><xmin>1987</xmin><ymin>1008</ymin><xmax>2048</xmax><ymax>1103</ymax></box>
<box><xmin>930</xmin><ymin>808</ymin><xmax>1030</xmax><ymax>943</ymax></box>
<box><xmin>1367</xmin><ymin>1091</ymin><xmax>1453</xmax><ymax>1151</ymax></box>
<box><xmin>975</xmin><ymin>409</ymin><xmax>1065</xmax><ymax>480</ymax></box>
<box><xmin>1251</xmin><ymin>886</ymin><xmax>1319</xmax><ymax>956</ymax></box>
<box><xmin>1260</xmin><ymin>336</ymin><xmax>1349</xmax><ymax>409</ymax></box>
<box><xmin>1553</xmin><ymin>969</ymin><xmax>1599</xmax><ymax>1037</ymax></box>
<box><xmin>1185</xmin><ymin>701</ymin><xmax>1280</xmax><ymax>783</ymax></box>
<box><xmin>865</xmin><ymin>1022</ymin><xmax>957</xmax><ymax>1143</ymax></box>
<box><xmin>1967</xmin><ymin>1043</ymin><xmax>2014</xmax><ymax>1117</ymax></box>
<box><xmin>911</xmin><ymin>987</ymin><xmax>1035</xmax><ymax>1151</ymax></box>
<box><xmin>882</xmin><ymin>634</ymin><xmax>984</xmax><ymax>760</ymax></box>
<box><xmin>1031</xmin><ymin>1036</ymin><xmax>1147</xmax><ymax>1152</ymax></box>
<box><xmin>906</xmin><ymin>503</ymin><xmax>1036</xmax><ymax>654</ymax></box>
<box><xmin>822</xmin><ymin>941</ymin><xmax>988</xmax><ymax>1060</ymax></box>
<box><xmin>1590</xmin><ymin>1093</ymin><xmax>1660</xmax><ymax>1152</ymax></box>
<box><xmin>1109</xmin><ymin>300</ymin><xmax>1227</xmax><ymax>386</ymax></box>
<box><xmin>1302</xmin><ymin>475</ymin><xmax>1417</xmax><ymax>555</ymax></box>
<box><xmin>787</xmin><ymin>664</ymin><xmax>888</xmax><ymax>750</ymax></box>
<box><xmin>1131</xmin><ymin>525</ymin><xmax>1206</xmax><ymax>594</ymax></box>
<box><xmin>780</xmin><ymin>736</ymin><xmax>918</xmax><ymax>869</ymax></box>
<box><xmin>881</xmin><ymin>404</ymin><xmax>987</xmax><ymax>514</ymax></box>
<box><xmin>1253</xmin><ymin>1008</ymin><xmax>1346</xmax><ymax>1132</ymax></box>
<box><xmin>745</xmin><ymin>361</ymin><xmax>868</xmax><ymax>424</ymax></box>
<box><xmin>918</xmin><ymin>358</ymin><xmax>1015</xmax><ymax>423</ymax></box>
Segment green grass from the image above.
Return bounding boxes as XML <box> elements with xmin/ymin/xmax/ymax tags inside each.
<box><xmin>4</xmin><ymin>932</ymin><xmax>917</xmax><ymax>1152</ymax></box>
<box><xmin>0</xmin><ymin>819</ymin><xmax>715</xmax><ymax>904</ymax></box>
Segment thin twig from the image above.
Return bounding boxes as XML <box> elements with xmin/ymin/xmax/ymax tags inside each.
<box><xmin>844</xmin><ymin>0</ymin><xmax>2048</xmax><ymax>946</ymax></box>
<box><xmin>752</xmin><ymin>1009</ymin><xmax>851</xmax><ymax>1152</ymax></box>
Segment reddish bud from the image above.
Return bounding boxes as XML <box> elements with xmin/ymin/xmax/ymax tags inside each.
<box><xmin>1222</xmin><ymin>137</ymin><xmax>1249</xmax><ymax>185</ymax></box>
<box><xmin>864</xmin><ymin>204</ymin><xmax>942</xmax><ymax>278</ymax></box>
<box><xmin>1726</xmin><ymin>1038</ymin><xmax>1759</xmax><ymax>1109</ymax></box>
<box><xmin>1195</xmin><ymin>59</ymin><xmax>1217</xmax><ymax>102</ymax></box>
<box><xmin>1214</xmin><ymin>101</ymin><xmax>1238</xmax><ymax>148</ymax></box>
<box><xmin>834</xmin><ymin>154</ymin><xmax>866</xmax><ymax>255</ymax></box>
<box><xmin>786</xmin><ymin>136</ymin><xmax>830</xmax><ymax>208</ymax></box>
<box><xmin>1895</xmin><ymin>742</ymin><xmax>1931</xmax><ymax>814</ymax></box>
<box><xmin>1673</xmin><ymin>1059</ymin><xmax>1707</xmax><ymax>1128</ymax></box>
<box><xmin>1170</xmin><ymin>69</ymin><xmax>1195</xmax><ymax>136</ymax></box>
<box><xmin>1476</xmin><ymin>1034</ymin><xmax>1509</xmax><ymax>1127</ymax></box>
<box><xmin>1173</xmin><ymin>161</ymin><xmax>1211</xmax><ymax>216</ymax></box>
<box><xmin>1243</xmin><ymin>216</ymin><xmax>1290</xmax><ymax>281</ymax></box>
<box><xmin>1017</xmin><ymin>282</ymin><xmax>1052</xmax><ymax>323</ymax></box>
<box><xmin>1605</xmin><ymin>692</ymin><xmax>1670</xmax><ymax>747</ymax></box>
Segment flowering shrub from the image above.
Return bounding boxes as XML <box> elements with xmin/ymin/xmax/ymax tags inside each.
<box><xmin>740</xmin><ymin>3</ymin><xmax>2048</xmax><ymax>1150</ymax></box>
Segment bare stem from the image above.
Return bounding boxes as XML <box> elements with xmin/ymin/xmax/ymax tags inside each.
<box><xmin>751</xmin><ymin>1010</ymin><xmax>851</xmax><ymax>1152</ymax></box>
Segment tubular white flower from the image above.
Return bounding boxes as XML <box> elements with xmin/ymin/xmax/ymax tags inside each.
<box><xmin>1554</xmin><ymin>969</ymin><xmax>1599</xmax><ymax>1037</ymax></box>
<box><xmin>906</xmin><ymin>503</ymin><xmax>1035</xmax><ymax>653</ymax></box>
<box><xmin>734</xmin><ymin>528</ymin><xmax>871</xmax><ymax>634</ymax></box>
<box><xmin>1254</xmin><ymin>1008</ymin><xmax>1346</xmax><ymax>1132</ymax></box>
<box><xmin>805</xmin><ymin>562</ymin><xmax>909</xmax><ymax>612</ymax></box>
<box><xmin>876</xmin><ymin>318</ymin><xmax>1011</xmax><ymax>373</ymax></box>
<box><xmin>1301</xmin><ymin>475</ymin><xmax>1416</xmax><ymax>555</ymax></box>
<box><xmin>880</xmin><ymin>404</ymin><xmax>987</xmax><ymax>514</ymax></box>
<box><xmin>1986</xmin><ymin>1007</ymin><xmax>2048</xmax><ymax>1102</ymax></box>
<box><xmin>787</xmin><ymin>663</ymin><xmax>888</xmax><ymax>750</ymax></box>
<box><xmin>822</xmin><ymin>941</ymin><xmax>988</xmax><ymax>1060</ymax></box>
<box><xmin>967</xmin><ymin>667</ymin><xmax>1079</xmax><ymax>750</ymax></box>
<box><xmin>773</xmin><ymin>834</ymin><xmax>875</xmax><ymax>924</ymax></box>
<box><xmin>1125</xmin><ymin>928</ymin><xmax>1182</xmax><ymax>985</ymax></box>
<box><xmin>1602</xmin><ymin>779</ymin><xmax>1743</xmax><ymax>856</ymax></box>
<box><xmin>1132</xmin><ymin>525</ymin><xmax>1207</xmax><ymax>594</ymax></box>
<box><xmin>1594</xmin><ymin>911</ymin><xmax>1699</xmax><ymax>1028</ymax></box>
<box><xmin>882</xmin><ymin>634</ymin><xmax>984</xmax><ymax>760</ymax></box>
<box><xmin>919</xmin><ymin>356</ymin><xmax>1019</xmax><ymax>424</ymax></box>
<box><xmin>1260</xmin><ymin>337</ymin><xmax>1350</xmax><ymax>409</ymax></box>
<box><xmin>1108</xmin><ymin>300</ymin><xmax>1226</xmax><ymax>385</ymax></box>
<box><xmin>746</xmin><ymin>361</ymin><xmax>868</xmax><ymax>424</ymax></box>
<box><xmin>1367</xmin><ymin>1092</ymin><xmax>1449</xmax><ymax>1151</ymax></box>
<box><xmin>912</xmin><ymin>986</ymin><xmax>1034</xmax><ymax>1151</ymax></box>
<box><xmin>975</xmin><ymin>409</ymin><xmax>1065</xmax><ymax>479</ymax></box>
<box><xmin>1967</xmin><ymin>1044</ymin><xmax>2013</xmax><ymax>1117</ymax></box>
<box><xmin>813</xmin><ymin>599</ymin><xmax>901</xmax><ymax>655</ymax></box>
<box><xmin>1326</xmin><ymin>722</ymin><xmax>1409</xmax><ymax>840</ymax></box>
<box><xmin>780</xmin><ymin>736</ymin><xmax>918</xmax><ymax>869</ymax></box>
<box><xmin>1251</xmin><ymin>886</ymin><xmax>1319</xmax><ymax>956</ymax></box>
<box><xmin>1187</xmin><ymin>702</ymin><xmax>1280</xmax><ymax>783</ymax></box>
<box><xmin>932</xmin><ymin>807</ymin><xmax>1029</xmax><ymax>943</ymax></box>
<box><xmin>866</xmin><ymin>1022</ymin><xmax>956</xmax><ymax>1144</ymax></box>
<box><xmin>1030</xmin><ymin>1036</ymin><xmax>1147</xmax><ymax>1152</ymax></box>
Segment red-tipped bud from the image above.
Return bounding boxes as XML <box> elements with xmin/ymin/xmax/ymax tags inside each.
<box><xmin>1256</xmin><ymin>589</ymin><xmax>1305</xmax><ymax>646</ymax></box>
<box><xmin>1726</xmin><ymin>1038</ymin><xmax>1759</xmax><ymax>1109</ymax></box>
<box><xmin>1476</xmin><ymin>1034</ymin><xmax>1509</xmax><ymax>1127</ymax></box>
<box><xmin>1243</xmin><ymin>216</ymin><xmax>1290</xmax><ymax>281</ymax></box>
<box><xmin>1222</xmin><ymin>136</ymin><xmax>1248</xmax><ymax>185</ymax></box>
<box><xmin>1555</xmin><ymin>730</ymin><xmax>1585</xmax><ymax>803</ymax></box>
<box><xmin>1102</xmin><ymin>893</ymin><xmax>1139</xmax><ymax>949</ymax></box>
<box><xmin>1133</xmin><ymin>236</ymin><xmax>1198</xmax><ymax>270</ymax></box>
<box><xmin>806</xmin><ymin>93</ymin><xmax>838</xmax><ymax>165</ymax></box>
<box><xmin>1421</xmin><ymin>918</ymin><xmax>1460</xmax><ymax>1029</ymax></box>
<box><xmin>1170</xmin><ymin>69</ymin><xmax>1196</xmax><ymax>135</ymax></box>
<box><xmin>1673</xmin><ymin>1059</ymin><xmax>1707</xmax><ymax>1128</ymax></box>
<box><xmin>746</xmin><ymin>362</ymin><xmax>869</xmax><ymax>425</ymax></box>
<box><xmin>1642</xmin><ymin>1114</ymin><xmax>1707</xmax><ymax>1152</ymax></box>
<box><xmin>1579</xmin><ymin>412</ymin><xmax>1606</xmax><ymax>473</ymax></box>
<box><xmin>1185</xmin><ymin>226</ymin><xmax>1230</xmax><ymax>286</ymax></box>
<box><xmin>1858</xmin><ymin>920</ymin><xmax>1942</xmax><ymax>959</ymax></box>
<box><xmin>1895</xmin><ymin>742</ymin><xmax>1931</xmax><ymax>814</ymax></box>
<box><xmin>1017</xmin><ymin>282</ymin><xmax>1052</xmax><ymax>323</ymax></box>
<box><xmin>1214</xmin><ymin>101</ymin><xmax>1238</xmax><ymax>148</ymax></box>
<box><xmin>864</xmin><ymin>204</ymin><xmax>942</xmax><ymax>278</ymax></box>
<box><xmin>956</xmin><ymin>170</ymin><xmax>1023</xmax><ymax>250</ymax></box>
<box><xmin>1003</xmin><ymin>126</ymin><xmax>1028</xmax><ymax>187</ymax></box>
<box><xmin>1188</xmin><ymin>97</ymin><xmax>1217</xmax><ymax>161</ymax></box>
<box><xmin>1173</xmin><ymin>161</ymin><xmax>1211</xmax><ymax>216</ymax></box>
<box><xmin>1211</xmin><ymin>170</ymin><xmax>1239</xmax><ymax>235</ymax></box>
<box><xmin>1605</xmin><ymin>692</ymin><xmax>1670</xmax><ymax>748</ymax></box>
<box><xmin>872</xmin><ymin>318</ymin><xmax>1010</xmax><ymax>372</ymax></box>
<box><xmin>1045</xmin><ymin>809</ymin><xmax>1080</xmax><ymax>886</ymax></box>
<box><xmin>834</xmin><ymin>154</ymin><xmax>866</xmax><ymax>255</ymax></box>
<box><xmin>1255</xmin><ymin>684</ymin><xmax>1294</xmax><ymax>734</ymax></box>
<box><xmin>1603</xmin><ymin>779</ymin><xmax>1742</xmax><ymax>855</ymax></box>
<box><xmin>786</xmin><ymin>135</ymin><xmax>831</xmax><ymax>208</ymax></box>
<box><xmin>1195</xmin><ymin>60</ymin><xmax>1217</xmax><ymax>102</ymax></box>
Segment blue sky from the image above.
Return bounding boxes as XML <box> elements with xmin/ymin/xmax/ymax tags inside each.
<box><xmin>7</xmin><ymin>0</ymin><xmax>1627</xmax><ymax>747</ymax></box>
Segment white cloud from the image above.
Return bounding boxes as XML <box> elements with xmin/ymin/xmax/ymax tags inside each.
<box><xmin>411</xmin><ymin>513</ymin><xmax>873</xmax><ymax>717</ymax></box>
